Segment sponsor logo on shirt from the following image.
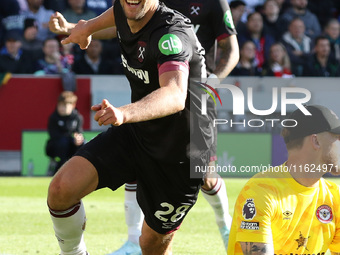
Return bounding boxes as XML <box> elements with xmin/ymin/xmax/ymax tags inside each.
<box><xmin>295</xmin><ymin>231</ymin><xmax>310</xmax><ymax>251</ymax></box>
<box><xmin>158</xmin><ymin>34</ymin><xmax>183</xmax><ymax>56</ymax></box>
<box><xmin>190</xmin><ymin>24</ymin><xmax>201</xmax><ymax>34</ymax></box>
<box><xmin>121</xmin><ymin>54</ymin><xmax>150</xmax><ymax>84</ymax></box>
<box><xmin>224</xmin><ymin>10</ymin><xmax>235</xmax><ymax>29</ymax></box>
<box><xmin>242</xmin><ymin>198</ymin><xmax>256</xmax><ymax>220</ymax></box>
<box><xmin>283</xmin><ymin>210</ymin><xmax>293</xmax><ymax>220</ymax></box>
<box><xmin>316</xmin><ymin>205</ymin><xmax>333</xmax><ymax>223</ymax></box>
<box><xmin>240</xmin><ymin>221</ymin><xmax>259</xmax><ymax>230</ymax></box>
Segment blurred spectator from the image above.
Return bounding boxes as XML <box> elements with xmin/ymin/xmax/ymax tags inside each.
<box><xmin>230</xmin><ymin>40</ymin><xmax>262</xmax><ymax>76</ymax></box>
<box><xmin>262</xmin><ymin>0</ymin><xmax>281</xmax><ymax>40</ymax></box>
<box><xmin>21</xmin><ymin>18</ymin><xmax>44</xmax><ymax>55</ymax></box>
<box><xmin>45</xmin><ymin>91</ymin><xmax>84</xmax><ymax>174</ymax></box>
<box><xmin>60</xmin><ymin>0</ymin><xmax>97</xmax><ymax>63</ymax></box>
<box><xmin>17</xmin><ymin>0</ymin><xmax>29</xmax><ymax>11</ymax></box>
<box><xmin>261</xmin><ymin>42</ymin><xmax>293</xmax><ymax>77</ymax></box>
<box><xmin>0</xmin><ymin>0</ymin><xmax>21</xmax><ymax>47</ymax></box>
<box><xmin>62</xmin><ymin>0</ymin><xmax>96</xmax><ymax>24</ymax></box>
<box><xmin>72</xmin><ymin>39</ymin><xmax>117</xmax><ymax>74</ymax></box>
<box><xmin>274</xmin><ymin>0</ymin><xmax>290</xmax><ymax>14</ymax></box>
<box><xmin>303</xmin><ymin>35</ymin><xmax>340</xmax><ymax>77</ymax></box>
<box><xmin>323</xmin><ymin>18</ymin><xmax>340</xmax><ymax>62</ymax></box>
<box><xmin>0</xmin><ymin>0</ymin><xmax>20</xmax><ymax>18</ymax></box>
<box><xmin>237</xmin><ymin>11</ymin><xmax>275</xmax><ymax>68</ymax></box>
<box><xmin>238</xmin><ymin>0</ymin><xmax>266</xmax><ymax>22</ymax></box>
<box><xmin>44</xmin><ymin>0</ymin><xmax>68</xmax><ymax>12</ymax></box>
<box><xmin>307</xmin><ymin>0</ymin><xmax>334</xmax><ymax>28</ymax></box>
<box><xmin>230</xmin><ymin>0</ymin><xmax>247</xmax><ymax>34</ymax></box>
<box><xmin>0</xmin><ymin>30</ymin><xmax>35</xmax><ymax>74</ymax></box>
<box><xmin>61</xmin><ymin>42</ymin><xmax>75</xmax><ymax>68</ymax></box>
<box><xmin>281</xmin><ymin>17</ymin><xmax>312</xmax><ymax>76</ymax></box>
<box><xmin>22</xmin><ymin>0</ymin><xmax>55</xmax><ymax>41</ymax></box>
<box><xmin>86</xmin><ymin>0</ymin><xmax>113</xmax><ymax>16</ymax></box>
<box><xmin>1</xmin><ymin>14</ymin><xmax>26</xmax><ymax>37</ymax></box>
<box><xmin>0</xmin><ymin>0</ymin><xmax>23</xmax><ymax>47</ymax></box>
<box><xmin>278</xmin><ymin>0</ymin><xmax>321</xmax><ymax>39</ymax></box>
<box><xmin>34</xmin><ymin>37</ymin><xmax>71</xmax><ymax>75</ymax></box>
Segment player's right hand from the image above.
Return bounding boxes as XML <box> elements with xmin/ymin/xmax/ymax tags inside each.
<box><xmin>49</xmin><ymin>12</ymin><xmax>70</xmax><ymax>34</ymax></box>
<box><xmin>92</xmin><ymin>99</ymin><xmax>124</xmax><ymax>126</ymax></box>
<box><xmin>61</xmin><ymin>19</ymin><xmax>92</xmax><ymax>50</ymax></box>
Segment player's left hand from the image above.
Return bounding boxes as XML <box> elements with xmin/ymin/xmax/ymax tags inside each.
<box><xmin>92</xmin><ymin>99</ymin><xmax>124</xmax><ymax>126</ymax></box>
<box><xmin>49</xmin><ymin>12</ymin><xmax>70</xmax><ymax>34</ymax></box>
<box><xmin>61</xmin><ymin>19</ymin><xmax>92</xmax><ymax>50</ymax></box>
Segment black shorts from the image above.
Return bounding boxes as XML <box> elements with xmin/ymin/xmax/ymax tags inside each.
<box><xmin>75</xmin><ymin>124</ymin><xmax>204</xmax><ymax>234</ymax></box>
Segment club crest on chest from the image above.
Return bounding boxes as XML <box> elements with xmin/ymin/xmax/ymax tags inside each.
<box><xmin>189</xmin><ymin>3</ymin><xmax>202</xmax><ymax>16</ymax></box>
<box><xmin>137</xmin><ymin>41</ymin><xmax>147</xmax><ymax>63</ymax></box>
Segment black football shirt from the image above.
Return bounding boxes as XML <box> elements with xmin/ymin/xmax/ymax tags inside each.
<box><xmin>113</xmin><ymin>1</ymin><xmax>211</xmax><ymax>162</ymax></box>
<box><xmin>162</xmin><ymin>0</ymin><xmax>237</xmax><ymax>53</ymax></box>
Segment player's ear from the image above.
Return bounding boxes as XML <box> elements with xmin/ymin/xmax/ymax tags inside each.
<box><xmin>311</xmin><ymin>134</ymin><xmax>320</xmax><ymax>150</ymax></box>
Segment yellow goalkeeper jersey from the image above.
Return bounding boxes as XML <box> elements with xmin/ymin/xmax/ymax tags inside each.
<box><xmin>228</xmin><ymin>164</ymin><xmax>340</xmax><ymax>254</ymax></box>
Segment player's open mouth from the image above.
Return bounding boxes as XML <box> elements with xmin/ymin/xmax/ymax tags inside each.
<box><xmin>126</xmin><ymin>0</ymin><xmax>141</xmax><ymax>6</ymax></box>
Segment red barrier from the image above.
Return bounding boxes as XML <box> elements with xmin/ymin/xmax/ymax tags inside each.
<box><xmin>0</xmin><ymin>76</ymin><xmax>91</xmax><ymax>150</ymax></box>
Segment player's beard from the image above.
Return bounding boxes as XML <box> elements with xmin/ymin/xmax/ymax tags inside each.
<box><xmin>322</xmin><ymin>148</ymin><xmax>340</xmax><ymax>176</ymax></box>
<box><xmin>121</xmin><ymin>0</ymin><xmax>148</xmax><ymax>21</ymax></box>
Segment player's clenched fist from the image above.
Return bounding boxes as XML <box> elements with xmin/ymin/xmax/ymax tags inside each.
<box><xmin>61</xmin><ymin>19</ymin><xmax>92</xmax><ymax>50</ymax></box>
<box><xmin>92</xmin><ymin>99</ymin><xmax>124</xmax><ymax>126</ymax></box>
<box><xmin>49</xmin><ymin>12</ymin><xmax>72</xmax><ymax>34</ymax></box>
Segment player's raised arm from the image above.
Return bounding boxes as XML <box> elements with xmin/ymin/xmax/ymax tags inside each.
<box><xmin>60</xmin><ymin>7</ymin><xmax>116</xmax><ymax>49</ymax></box>
<box><xmin>93</xmin><ymin>68</ymin><xmax>188</xmax><ymax>127</ymax></box>
<box><xmin>49</xmin><ymin>11</ymin><xmax>117</xmax><ymax>40</ymax></box>
<box><xmin>239</xmin><ymin>242</ymin><xmax>274</xmax><ymax>255</ymax></box>
<box><xmin>205</xmin><ymin>0</ymin><xmax>239</xmax><ymax>79</ymax></box>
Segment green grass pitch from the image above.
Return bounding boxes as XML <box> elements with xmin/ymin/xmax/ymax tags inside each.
<box><xmin>0</xmin><ymin>177</ymin><xmax>338</xmax><ymax>254</ymax></box>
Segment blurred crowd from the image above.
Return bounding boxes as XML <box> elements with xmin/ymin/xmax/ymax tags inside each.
<box><xmin>229</xmin><ymin>0</ymin><xmax>340</xmax><ymax>77</ymax></box>
<box><xmin>0</xmin><ymin>0</ymin><xmax>340</xmax><ymax>77</ymax></box>
<box><xmin>0</xmin><ymin>0</ymin><xmax>123</xmax><ymax>76</ymax></box>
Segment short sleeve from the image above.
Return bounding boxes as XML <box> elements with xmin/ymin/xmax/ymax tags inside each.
<box><xmin>329</xmin><ymin>185</ymin><xmax>340</xmax><ymax>252</ymax></box>
<box><xmin>150</xmin><ymin>27</ymin><xmax>193</xmax><ymax>67</ymax></box>
<box><xmin>211</xmin><ymin>0</ymin><xmax>237</xmax><ymax>41</ymax></box>
<box><xmin>232</xmin><ymin>179</ymin><xmax>276</xmax><ymax>244</ymax></box>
